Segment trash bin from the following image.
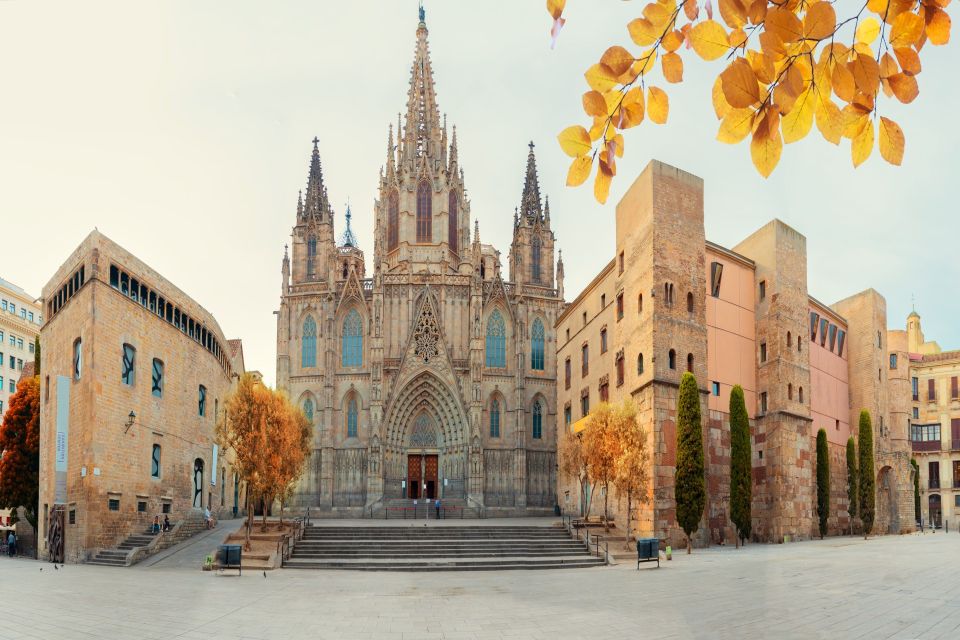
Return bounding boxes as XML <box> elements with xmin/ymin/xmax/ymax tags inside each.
<box><xmin>219</xmin><ymin>544</ymin><xmax>241</xmax><ymax>566</ymax></box>
<box><xmin>635</xmin><ymin>538</ymin><xmax>659</xmax><ymax>560</ymax></box>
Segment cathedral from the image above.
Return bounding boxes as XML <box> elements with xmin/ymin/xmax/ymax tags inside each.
<box><xmin>275</xmin><ymin>10</ymin><xmax>564</xmax><ymax>516</ymax></box>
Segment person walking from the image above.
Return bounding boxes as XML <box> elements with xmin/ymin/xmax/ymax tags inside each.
<box><xmin>7</xmin><ymin>531</ymin><xmax>15</xmax><ymax>557</ymax></box>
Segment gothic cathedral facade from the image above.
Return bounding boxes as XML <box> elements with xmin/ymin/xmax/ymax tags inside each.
<box><xmin>275</xmin><ymin>14</ymin><xmax>564</xmax><ymax>516</ymax></box>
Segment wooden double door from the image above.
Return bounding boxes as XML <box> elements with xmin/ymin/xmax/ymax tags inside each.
<box><xmin>407</xmin><ymin>454</ymin><xmax>438</xmax><ymax>500</ymax></box>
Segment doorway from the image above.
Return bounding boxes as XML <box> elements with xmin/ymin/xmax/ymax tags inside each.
<box><xmin>928</xmin><ymin>494</ymin><xmax>942</xmax><ymax>528</ymax></box>
<box><xmin>407</xmin><ymin>454</ymin><xmax>438</xmax><ymax>500</ymax></box>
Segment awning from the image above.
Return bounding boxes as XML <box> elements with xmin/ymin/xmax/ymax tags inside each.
<box><xmin>570</xmin><ymin>416</ymin><xmax>590</xmax><ymax>435</ymax></box>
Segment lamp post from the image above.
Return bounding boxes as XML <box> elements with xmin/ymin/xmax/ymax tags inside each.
<box><xmin>123</xmin><ymin>410</ymin><xmax>136</xmax><ymax>434</ymax></box>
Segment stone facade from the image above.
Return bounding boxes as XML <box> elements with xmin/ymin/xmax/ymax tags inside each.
<box><xmin>557</xmin><ymin>159</ymin><xmax>915</xmax><ymax>548</ymax></box>
<box><xmin>276</xmin><ymin>14</ymin><xmax>562</xmax><ymax>516</ymax></box>
<box><xmin>37</xmin><ymin>231</ymin><xmax>244</xmax><ymax>562</ymax></box>
<box><xmin>890</xmin><ymin>312</ymin><xmax>960</xmax><ymax>530</ymax></box>
<box><xmin>0</xmin><ymin>276</ymin><xmax>41</xmax><ymax>422</ymax></box>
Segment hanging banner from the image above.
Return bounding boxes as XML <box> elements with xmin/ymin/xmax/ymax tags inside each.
<box><xmin>211</xmin><ymin>444</ymin><xmax>219</xmax><ymax>485</ymax></box>
<box><xmin>55</xmin><ymin>376</ymin><xmax>70</xmax><ymax>503</ymax></box>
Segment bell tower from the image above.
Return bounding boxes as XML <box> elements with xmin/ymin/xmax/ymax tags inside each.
<box><xmin>509</xmin><ymin>142</ymin><xmax>555</xmax><ymax>290</ymax></box>
<box><xmin>291</xmin><ymin>138</ymin><xmax>337</xmax><ymax>286</ymax></box>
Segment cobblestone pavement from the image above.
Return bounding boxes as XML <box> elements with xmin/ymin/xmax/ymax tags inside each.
<box><xmin>3</xmin><ymin>531</ymin><xmax>958</xmax><ymax>640</ymax></box>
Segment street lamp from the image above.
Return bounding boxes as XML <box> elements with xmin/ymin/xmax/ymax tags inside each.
<box><xmin>124</xmin><ymin>410</ymin><xmax>136</xmax><ymax>433</ymax></box>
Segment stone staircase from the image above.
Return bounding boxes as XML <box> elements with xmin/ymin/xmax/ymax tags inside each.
<box><xmin>284</xmin><ymin>524</ymin><xmax>605</xmax><ymax>571</ymax></box>
<box><xmin>86</xmin><ymin>511</ymin><xmax>209</xmax><ymax>567</ymax></box>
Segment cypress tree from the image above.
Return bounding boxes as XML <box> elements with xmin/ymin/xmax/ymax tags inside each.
<box><xmin>816</xmin><ymin>429</ymin><xmax>830</xmax><ymax>539</ymax></box>
<box><xmin>34</xmin><ymin>337</ymin><xmax>41</xmax><ymax>377</ymax></box>
<box><xmin>911</xmin><ymin>458</ymin><xmax>920</xmax><ymax>525</ymax></box>
<box><xmin>675</xmin><ymin>372</ymin><xmax>705</xmax><ymax>554</ymax></box>
<box><xmin>846</xmin><ymin>437</ymin><xmax>858</xmax><ymax>534</ymax></box>
<box><xmin>729</xmin><ymin>384</ymin><xmax>751</xmax><ymax>546</ymax></box>
<box><xmin>857</xmin><ymin>410</ymin><xmax>876</xmax><ymax>538</ymax></box>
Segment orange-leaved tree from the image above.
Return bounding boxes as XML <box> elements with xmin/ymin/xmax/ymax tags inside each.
<box><xmin>611</xmin><ymin>400</ymin><xmax>651</xmax><ymax>549</ymax></box>
<box><xmin>558</xmin><ymin>422</ymin><xmax>593</xmax><ymax>517</ymax></box>
<box><xmin>0</xmin><ymin>376</ymin><xmax>40</xmax><ymax>535</ymax></box>
<box><xmin>218</xmin><ymin>374</ymin><xmax>312</xmax><ymax>547</ymax></box>
<box><xmin>548</xmin><ymin>0</ymin><xmax>953</xmax><ymax>201</ymax></box>
<box><xmin>581</xmin><ymin>402</ymin><xmax>622</xmax><ymax>531</ymax></box>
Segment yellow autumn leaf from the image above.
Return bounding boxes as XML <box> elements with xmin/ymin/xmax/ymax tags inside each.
<box><xmin>690</xmin><ymin>20</ymin><xmax>731</xmax><ymax>61</ymax></box>
<box><xmin>832</xmin><ymin>62</ymin><xmax>856</xmax><ymax>103</ymax></box>
<box><xmin>851</xmin><ymin>119</ymin><xmax>874</xmax><ymax>167</ymax></box>
<box><xmin>585</xmin><ymin>64</ymin><xmax>619</xmax><ymax>92</ymax></box>
<box><xmin>781</xmin><ymin>88</ymin><xmax>816</xmax><ymax>143</ymax></box>
<box><xmin>662</xmin><ymin>52</ymin><xmax>684</xmax><ymax>83</ymax></box>
<box><xmin>618</xmin><ymin>87</ymin><xmax>645</xmax><ymax>128</ymax></box>
<box><xmin>766</xmin><ymin>8</ymin><xmax>804</xmax><ymax>43</ymax></box>
<box><xmin>893</xmin><ymin>47</ymin><xmax>921</xmax><ymax>75</ymax></box>
<box><xmin>601</xmin><ymin>46</ymin><xmax>635</xmax><ymax>76</ymax></box>
<box><xmin>547</xmin><ymin>0</ymin><xmax>566</xmax><ymax>20</ymax></box>
<box><xmin>662</xmin><ymin>30</ymin><xmax>685</xmax><ymax>52</ymax></box>
<box><xmin>750</xmin><ymin>120</ymin><xmax>783</xmax><ymax>177</ymax></box>
<box><xmin>878</xmin><ymin>116</ymin><xmax>905</xmax><ymax>165</ymax></box>
<box><xmin>712</xmin><ymin>75</ymin><xmax>731</xmax><ymax>119</ymax></box>
<box><xmin>719</xmin><ymin>0</ymin><xmax>748</xmax><ymax>29</ymax></box>
<box><xmin>815</xmin><ymin>97</ymin><xmax>844</xmax><ymax>145</ymax></box>
<box><xmin>566</xmin><ymin>155</ymin><xmax>593</xmax><ymax>186</ymax></box>
<box><xmin>594</xmin><ymin>165</ymin><xmax>613</xmax><ymax>204</ymax></box>
<box><xmin>717</xmin><ymin>108</ymin><xmax>755</xmax><ymax>143</ymax></box>
<box><xmin>926</xmin><ymin>8</ymin><xmax>951</xmax><ymax>45</ymax></box>
<box><xmin>889</xmin><ymin>11</ymin><xmax>925</xmax><ymax>48</ymax></box>
<box><xmin>582</xmin><ymin>91</ymin><xmax>607</xmax><ymax>118</ymax></box>
<box><xmin>804</xmin><ymin>2</ymin><xmax>836</xmax><ymax>41</ymax></box>
<box><xmin>721</xmin><ymin>58</ymin><xmax>760</xmax><ymax>108</ymax></box>
<box><xmin>849</xmin><ymin>54</ymin><xmax>880</xmax><ymax>96</ymax></box>
<box><xmin>557</xmin><ymin>125</ymin><xmax>592</xmax><ymax>157</ymax></box>
<box><xmin>647</xmin><ymin>86</ymin><xmax>669</xmax><ymax>124</ymax></box>
<box><xmin>888</xmin><ymin>73</ymin><xmax>919</xmax><ymax>103</ymax></box>
<box><xmin>855</xmin><ymin>17</ymin><xmax>881</xmax><ymax>45</ymax></box>
<box><xmin>628</xmin><ymin>18</ymin><xmax>660</xmax><ymax>47</ymax></box>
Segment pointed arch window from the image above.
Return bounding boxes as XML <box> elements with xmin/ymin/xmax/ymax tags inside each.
<box><xmin>342</xmin><ymin>309</ymin><xmax>363</xmax><ymax>367</ymax></box>
<box><xmin>307</xmin><ymin>235</ymin><xmax>317</xmax><ymax>278</ymax></box>
<box><xmin>490</xmin><ymin>399</ymin><xmax>501</xmax><ymax>438</ymax></box>
<box><xmin>302</xmin><ymin>316</ymin><xmax>317</xmax><ymax>368</ymax></box>
<box><xmin>388</xmin><ymin>189</ymin><xmax>399</xmax><ymax>251</ymax></box>
<box><xmin>347</xmin><ymin>396</ymin><xmax>359</xmax><ymax>438</ymax></box>
<box><xmin>416</xmin><ymin>181</ymin><xmax>432</xmax><ymax>243</ymax></box>
<box><xmin>485</xmin><ymin>310</ymin><xmax>506</xmax><ymax>368</ymax></box>
<box><xmin>303</xmin><ymin>398</ymin><xmax>314</xmax><ymax>424</ymax></box>
<box><xmin>448</xmin><ymin>190</ymin><xmax>459</xmax><ymax>253</ymax></box>
<box><xmin>532</xmin><ymin>401</ymin><xmax>543</xmax><ymax>439</ymax></box>
<box><xmin>531</xmin><ymin>236</ymin><xmax>542</xmax><ymax>283</ymax></box>
<box><xmin>531</xmin><ymin>318</ymin><xmax>545</xmax><ymax>371</ymax></box>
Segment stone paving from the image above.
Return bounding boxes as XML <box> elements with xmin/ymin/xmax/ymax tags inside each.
<box><xmin>2</xmin><ymin>531</ymin><xmax>958</xmax><ymax>640</ymax></box>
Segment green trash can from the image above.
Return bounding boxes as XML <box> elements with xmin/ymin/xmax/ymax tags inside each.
<box><xmin>636</xmin><ymin>538</ymin><xmax>660</xmax><ymax>568</ymax></box>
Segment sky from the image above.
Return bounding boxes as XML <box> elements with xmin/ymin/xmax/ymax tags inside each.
<box><xmin>1</xmin><ymin>0</ymin><xmax>957</xmax><ymax>386</ymax></box>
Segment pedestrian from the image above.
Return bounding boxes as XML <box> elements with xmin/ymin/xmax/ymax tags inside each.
<box><xmin>7</xmin><ymin>531</ymin><xmax>15</xmax><ymax>557</ymax></box>
<box><xmin>152</xmin><ymin>515</ymin><xmax>161</xmax><ymax>535</ymax></box>
<box><xmin>163</xmin><ymin>514</ymin><xmax>171</xmax><ymax>532</ymax></box>
<box><xmin>435</xmin><ymin>498</ymin><xmax>441</xmax><ymax>520</ymax></box>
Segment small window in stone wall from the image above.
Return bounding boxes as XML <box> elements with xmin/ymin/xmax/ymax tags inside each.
<box><xmin>162</xmin><ymin>503</ymin><xmax>171</xmax><ymax>514</ymax></box>
<box><xmin>108</xmin><ymin>499</ymin><xmax>120</xmax><ymax>511</ymax></box>
<box><xmin>137</xmin><ymin>501</ymin><xmax>147</xmax><ymax>513</ymax></box>
<box><xmin>711</xmin><ymin>381</ymin><xmax>720</xmax><ymax>396</ymax></box>
<box><xmin>69</xmin><ymin>510</ymin><xmax>76</xmax><ymax>525</ymax></box>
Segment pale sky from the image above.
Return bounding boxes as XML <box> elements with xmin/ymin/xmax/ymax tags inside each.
<box><xmin>1</xmin><ymin>1</ymin><xmax>957</xmax><ymax>386</ymax></box>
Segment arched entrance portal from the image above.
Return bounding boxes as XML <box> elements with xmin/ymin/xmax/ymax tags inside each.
<box><xmin>382</xmin><ymin>371</ymin><xmax>469</xmax><ymax>501</ymax></box>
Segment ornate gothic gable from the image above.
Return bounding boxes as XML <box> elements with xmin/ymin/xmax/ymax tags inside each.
<box><xmin>336</xmin><ymin>265</ymin><xmax>368</xmax><ymax>315</ymax></box>
<box><xmin>398</xmin><ymin>287</ymin><xmax>453</xmax><ymax>371</ymax></box>
<box><xmin>483</xmin><ymin>273</ymin><xmax>514</xmax><ymax>320</ymax></box>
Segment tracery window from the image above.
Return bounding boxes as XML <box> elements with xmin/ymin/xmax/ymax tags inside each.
<box><xmin>416</xmin><ymin>181</ymin><xmax>432</xmax><ymax>243</ymax></box>
<box><xmin>532</xmin><ymin>401</ymin><xmax>543</xmax><ymax>439</ymax></box>
<box><xmin>448</xmin><ymin>190</ymin><xmax>459</xmax><ymax>253</ymax></box>
<box><xmin>302</xmin><ymin>316</ymin><xmax>317</xmax><ymax>368</ymax></box>
<box><xmin>151</xmin><ymin>359</ymin><xmax>163</xmax><ymax>397</ymax></box>
<box><xmin>531</xmin><ymin>236</ymin><xmax>542</xmax><ymax>283</ymax></box>
<box><xmin>347</xmin><ymin>396</ymin><xmax>359</xmax><ymax>437</ymax></box>
<box><xmin>485</xmin><ymin>310</ymin><xmax>506</xmax><ymax>368</ymax></box>
<box><xmin>121</xmin><ymin>343</ymin><xmax>136</xmax><ymax>385</ymax></box>
<box><xmin>490</xmin><ymin>399</ymin><xmax>501</xmax><ymax>438</ymax></box>
<box><xmin>531</xmin><ymin>318</ymin><xmax>545</xmax><ymax>371</ymax></box>
<box><xmin>388</xmin><ymin>189</ymin><xmax>399</xmax><ymax>251</ymax></box>
<box><xmin>303</xmin><ymin>398</ymin><xmax>314</xmax><ymax>424</ymax></box>
<box><xmin>342</xmin><ymin>309</ymin><xmax>363</xmax><ymax>367</ymax></box>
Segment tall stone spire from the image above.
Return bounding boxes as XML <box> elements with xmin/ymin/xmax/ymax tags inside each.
<box><xmin>342</xmin><ymin>199</ymin><xmax>358</xmax><ymax>247</ymax></box>
<box><xmin>401</xmin><ymin>9</ymin><xmax>442</xmax><ymax>161</ymax></box>
<box><xmin>296</xmin><ymin>190</ymin><xmax>303</xmax><ymax>221</ymax></box>
<box><xmin>519</xmin><ymin>141</ymin><xmax>543</xmax><ymax>223</ymax></box>
<box><xmin>303</xmin><ymin>137</ymin><xmax>333</xmax><ymax>223</ymax></box>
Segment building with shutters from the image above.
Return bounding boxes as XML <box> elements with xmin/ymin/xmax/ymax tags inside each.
<box><xmin>36</xmin><ymin>231</ymin><xmax>245</xmax><ymax>562</ymax></box>
<box><xmin>556</xmin><ymin>160</ymin><xmax>916</xmax><ymax>547</ymax></box>
<box><xmin>274</xmin><ymin>8</ymin><xmax>563</xmax><ymax>516</ymax></box>
<box><xmin>889</xmin><ymin>311</ymin><xmax>960</xmax><ymax>530</ymax></box>
<box><xmin>0</xmin><ymin>276</ymin><xmax>41</xmax><ymax>422</ymax></box>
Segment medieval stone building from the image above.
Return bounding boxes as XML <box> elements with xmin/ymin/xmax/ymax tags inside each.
<box><xmin>275</xmin><ymin>12</ymin><xmax>563</xmax><ymax>516</ymax></box>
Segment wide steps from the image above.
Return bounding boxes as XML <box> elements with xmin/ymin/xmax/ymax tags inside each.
<box><xmin>286</xmin><ymin>524</ymin><xmax>600</xmax><ymax>572</ymax></box>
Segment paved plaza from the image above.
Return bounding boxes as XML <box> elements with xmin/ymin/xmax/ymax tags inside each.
<box><xmin>2</xmin><ymin>530</ymin><xmax>958</xmax><ymax>640</ymax></box>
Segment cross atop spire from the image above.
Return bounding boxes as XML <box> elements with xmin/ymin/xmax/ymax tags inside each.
<box><xmin>519</xmin><ymin>140</ymin><xmax>543</xmax><ymax>224</ymax></box>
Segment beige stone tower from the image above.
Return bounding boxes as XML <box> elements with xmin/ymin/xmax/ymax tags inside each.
<box><xmin>734</xmin><ymin>221</ymin><xmax>814</xmax><ymax>543</ymax></box>
<box><xmin>508</xmin><ymin>143</ymin><xmax>556</xmax><ymax>290</ymax></box>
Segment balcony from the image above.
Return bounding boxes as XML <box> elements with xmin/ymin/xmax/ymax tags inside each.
<box><xmin>928</xmin><ymin>480</ymin><xmax>940</xmax><ymax>490</ymax></box>
<box><xmin>912</xmin><ymin>440</ymin><xmax>941</xmax><ymax>452</ymax></box>
<box><xmin>953</xmin><ymin>439</ymin><xmax>960</xmax><ymax>451</ymax></box>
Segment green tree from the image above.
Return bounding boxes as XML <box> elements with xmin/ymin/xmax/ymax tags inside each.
<box><xmin>729</xmin><ymin>384</ymin><xmax>751</xmax><ymax>547</ymax></box>
<box><xmin>675</xmin><ymin>372</ymin><xmax>705</xmax><ymax>554</ymax></box>
<box><xmin>816</xmin><ymin>429</ymin><xmax>830</xmax><ymax>539</ymax></box>
<box><xmin>857</xmin><ymin>410</ymin><xmax>876</xmax><ymax>539</ymax></box>
<box><xmin>911</xmin><ymin>458</ymin><xmax>920</xmax><ymax>525</ymax></box>
<box><xmin>0</xmin><ymin>377</ymin><xmax>40</xmax><ymax>540</ymax></box>
<box><xmin>34</xmin><ymin>337</ymin><xmax>41</xmax><ymax>377</ymax></box>
<box><xmin>846</xmin><ymin>437</ymin><xmax>858</xmax><ymax>534</ymax></box>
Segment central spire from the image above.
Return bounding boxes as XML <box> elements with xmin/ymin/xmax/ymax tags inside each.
<box><xmin>401</xmin><ymin>9</ymin><xmax>442</xmax><ymax>161</ymax></box>
<box><xmin>303</xmin><ymin>137</ymin><xmax>333</xmax><ymax>223</ymax></box>
<box><xmin>519</xmin><ymin>141</ymin><xmax>543</xmax><ymax>224</ymax></box>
